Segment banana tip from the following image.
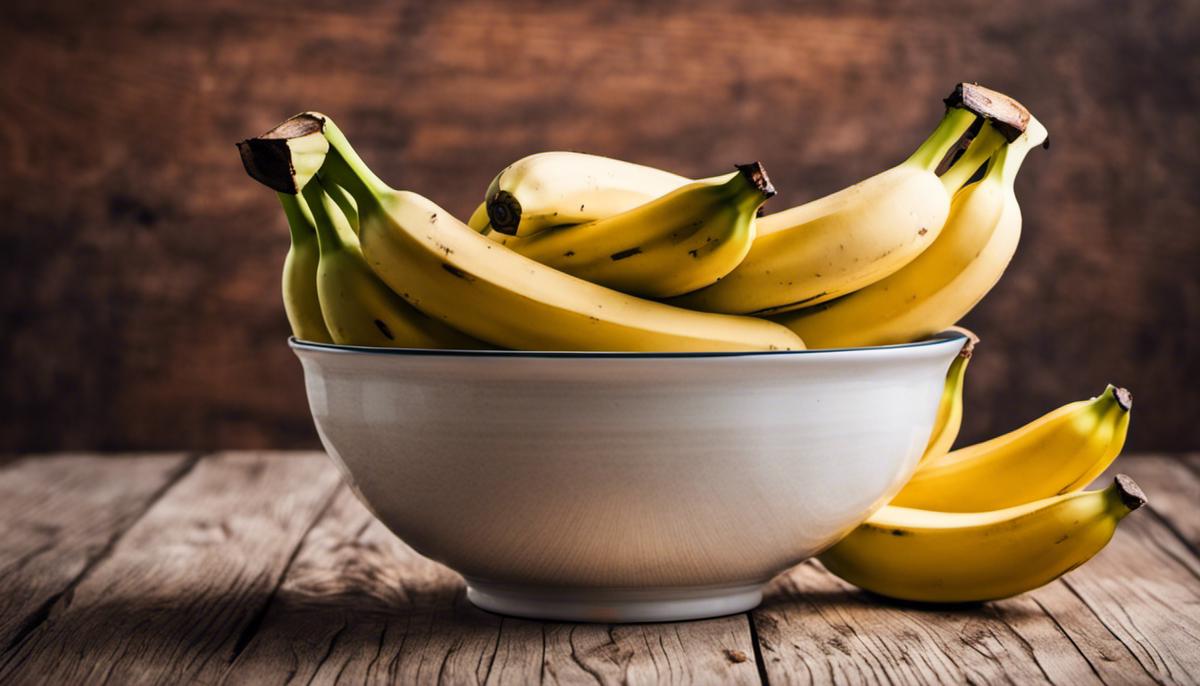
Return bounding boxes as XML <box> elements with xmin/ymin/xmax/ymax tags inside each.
<box><xmin>486</xmin><ymin>190</ymin><xmax>522</xmax><ymax>235</ymax></box>
<box><xmin>735</xmin><ymin>162</ymin><xmax>776</xmax><ymax>199</ymax></box>
<box><xmin>1113</xmin><ymin>474</ymin><xmax>1147</xmax><ymax>511</ymax></box>
<box><xmin>944</xmin><ymin>83</ymin><xmax>1030</xmax><ymax>143</ymax></box>
<box><xmin>237</xmin><ymin>137</ymin><xmax>298</xmax><ymax>193</ymax></box>
<box><xmin>1112</xmin><ymin>386</ymin><xmax>1133</xmax><ymax>411</ymax></box>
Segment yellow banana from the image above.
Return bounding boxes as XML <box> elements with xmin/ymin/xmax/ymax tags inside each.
<box><xmin>467</xmin><ymin>202</ymin><xmax>491</xmax><ymax>233</ymax></box>
<box><xmin>893</xmin><ymin>385</ymin><xmax>1132</xmax><ymax>511</ymax></box>
<box><xmin>299</xmin><ymin>178</ymin><xmax>486</xmax><ymax>349</ymax></box>
<box><xmin>818</xmin><ymin>475</ymin><xmax>1147</xmax><ymax>603</ymax></box>
<box><xmin>921</xmin><ymin>328</ymin><xmax>978</xmax><ymax>463</ymax></box>
<box><xmin>775</xmin><ymin>116</ymin><xmax>1048</xmax><ymax>347</ymax></box>
<box><xmin>243</xmin><ymin>113</ymin><xmax>805</xmax><ymax>352</ymax></box>
<box><xmin>490</xmin><ymin>164</ymin><xmax>774</xmax><ymax>298</ymax></box>
<box><xmin>671</xmin><ymin>84</ymin><xmax>1028</xmax><ymax>315</ymax></box>
<box><xmin>485</xmin><ymin>152</ymin><xmax>701</xmax><ymax>236</ymax></box>
<box><xmin>277</xmin><ymin>193</ymin><xmax>333</xmax><ymax>343</ymax></box>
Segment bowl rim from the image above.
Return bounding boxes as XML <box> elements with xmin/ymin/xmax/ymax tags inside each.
<box><xmin>288</xmin><ymin>330</ymin><xmax>968</xmax><ymax>359</ymax></box>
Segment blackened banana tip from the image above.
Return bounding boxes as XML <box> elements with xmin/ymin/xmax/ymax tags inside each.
<box><xmin>944</xmin><ymin>83</ymin><xmax>1031</xmax><ymax>143</ymax></box>
<box><xmin>1113</xmin><ymin>474</ymin><xmax>1147</xmax><ymax>511</ymax></box>
<box><xmin>1113</xmin><ymin>387</ymin><xmax>1133</xmax><ymax>412</ymax></box>
<box><xmin>736</xmin><ymin>162</ymin><xmax>776</xmax><ymax>199</ymax></box>
<box><xmin>486</xmin><ymin>190</ymin><xmax>522</xmax><ymax>235</ymax></box>
<box><xmin>237</xmin><ymin>137</ymin><xmax>298</xmax><ymax>193</ymax></box>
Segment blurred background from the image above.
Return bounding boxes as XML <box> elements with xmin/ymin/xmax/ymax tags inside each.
<box><xmin>1</xmin><ymin>0</ymin><xmax>1196</xmax><ymax>453</ymax></box>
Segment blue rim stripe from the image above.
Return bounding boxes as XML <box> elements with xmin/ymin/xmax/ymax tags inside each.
<box><xmin>288</xmin><ymin>331</ymin><xmax>967</xmax><ymax>359</ymax></box>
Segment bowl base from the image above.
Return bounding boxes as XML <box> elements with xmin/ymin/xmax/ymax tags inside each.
<box><xmin>464</xmin><ymin>580</ymin><xmax>764</xmax><ymax>623</ymax></box>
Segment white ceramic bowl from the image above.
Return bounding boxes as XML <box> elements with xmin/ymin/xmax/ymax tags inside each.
<box><xmin>292</xmin><ymin>334</ymin><xmax>967</xmax><ymax>622</ymax></box>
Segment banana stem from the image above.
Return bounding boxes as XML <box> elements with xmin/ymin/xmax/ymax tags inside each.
<box><xmin>278</xmin><ymin>192</ymin><xmax>317</xmax><ymax>245</ymax></box>
<box><xmin>997</xmin><ymin>116</ymin><xmax>1048</xmax><ymax>186</ymax></box>
<box><xmin>317</xmin><ymin>143</ymin><xmax>394</xmax><ymax>220</ymax></box>
<box><xmin>324</xmin><ymin>183</ymin><xmax>361</xmax><ymax>236</ymax></box>
<box><xmin>906</xmin><ymin>107</ymin><xmax>979</xmax><ymax>172</ymax></box>
<box><xmin>940</xmin><ymin>124</ymin><xmax>1008</xmax><ymax>192</ymax></box>
<box><xmin>300</xmin><ymin>177</ymin><xmax>355</xmax><ymax>253</ymax></box>
<box><xmin>719</xmin><ymin>162</ymin><xmax>776</xmax><ymax>213</ymax></box>
<box><xmin>319</xmin><ymin>118</ymin><xmax>390</xmax><ymax>196</ymax></box>
<box><xmin>1110</xmin><ymin>475</ymin><xmax>1147</xmax><ymax>515</ymax></box>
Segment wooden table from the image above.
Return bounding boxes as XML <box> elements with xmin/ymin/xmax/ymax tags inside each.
<box><xmin>1</xmin><ymin>452</ymin><xmax>1197</xmax><ymax>685</ymax></box>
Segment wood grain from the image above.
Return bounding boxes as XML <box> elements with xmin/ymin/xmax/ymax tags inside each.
<box><xmin>0</xmin><ymin>1</ymin><xmax>1197</xmax><ymax>453</ymax></box>
<box><xmin>225</xmin><ymin>484</ymin><xmax>761</xmax><ymax>685</ymax></box>
<box><xmin>0</xmin><ymin>452</ymin><xmax>342</xmax><ymax>684</ymax></box>
<box><xmin>0</xmin><ymin>453</ymin><xmax>1197</xmax><ymax>683</ymax></box>
<box><xmin>0</xmin><ymin>453</ymin><xmax>193</xmax><ymax>651</ymax></box>
<box><xmin>751</xmin><ymin>458</ymin><xmax>1200</xmax><ymax>686</ymax></box>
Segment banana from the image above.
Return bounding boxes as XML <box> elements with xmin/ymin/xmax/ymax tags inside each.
<box><xmin>490</xmin><ymin>164</ymin><xmax>774</xmax><ymax>298</ymax></box>
<box><xmin>921</xmin><ymin>328</ymin><xmax>978</xmax><ymax>464</ymax></box>
<box><xmin>466</xmin><ymin>202</ymin><xmax>491</xmax><ymax>233</ymax></box>
<box><xmin>893</xmin><ymin>385</ymin><xmax>1132</xmax><ymax>512</ymax></box>
<box><xmin>484</xmin><ymin>152</ymin><xmax>702</xmax><ymax>236</ymax></box>
<box><xmin>818</xmin><ymin>475</ymin><xmax>1147</xmax><ymax>603</ymax></box>
<box><xmin>671</xmin><ymin>84</ymin><xmax>1029</xmax><ymax>315</ymax></box>
<box><xmin>241</xmin><ymin>113</ymin><xmax>805</xmax><ymax>352</ymax></box>
<box><xmin>299</xmin><ymin>178</ymin><xmax>486</xmax><ymax>349</ymax></box>
<box><xmin>775</xmin><ymin>116</ymin><xmax>1048</xmax><ymax>348</ymax></box>
<box><xmin>277</xmin><ymin>193</ymin><xmax>333</xmax><ymax>343</ymax></box>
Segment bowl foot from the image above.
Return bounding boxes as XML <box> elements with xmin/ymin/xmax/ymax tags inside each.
<box><xmin>464</xmin><ymin>580</ymin><xmax>765</xmax><ymax>623</ymax></box>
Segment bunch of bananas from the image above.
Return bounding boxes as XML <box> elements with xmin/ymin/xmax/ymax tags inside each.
<box><xmin>819</xmin><ymin>333</ymin><xmax>1143</xmax><ymax>603</ymax></box>
<box><xmin>237</xmin><ymin>83</ymin><xmax>1048</xmax><ymax>352</ymax></box>
<box><xmin>237</xmin><ymin>82</ymin><xmax>1146</xmax><ymax>604</ymax></box>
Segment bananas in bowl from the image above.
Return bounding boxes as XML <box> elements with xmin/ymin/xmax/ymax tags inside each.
<box><xmin>237</xmin><ymin>82</ymin><xmax>1144</xmax><ymax>606</ymax></box>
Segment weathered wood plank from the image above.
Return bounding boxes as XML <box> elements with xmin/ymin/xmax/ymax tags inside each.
<box><xmin>0</xmin><ymin>453</ymin><xmax>194</xmax><ymax>652</ymax></box>
<box><xmin>754</xmin><ymin>560</ymin><xmax>1090</xmax><ymax>685</ymax></box>
<box><xmin>1118</xmin><ymin>454</ymin><xmax>1200</xmax><ymax>551</ymax></box>
<box><xmin>533</xmin><ymin>619</ymin><xmax>761</xmax><ymax>685</ymax></box>
<box><xmin>753</xmin><ymin>460</ymin><xmax>1200</xmax><ymax>686</ymax></box>
<box><xmin>224</xmin><ymin>483</ymin><xmax>762</xmax><ymax>685</ymax></box>
<box><xmin>1046</xmin><ymin>459</ymin><xmax>1200</xmax><ymax>685</ymax></box>
<box><xmin>0</xmin><ymin>451</ymin><xmax>341</xmax><ymax>684</ymax></box>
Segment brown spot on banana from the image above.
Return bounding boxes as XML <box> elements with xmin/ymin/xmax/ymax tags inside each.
<box><xmin>374</xmin><ymin>320</ymin><xmax>395</xmax><ymax>340</ymax></box>
<box><xmin>441</xmin><ymin>264</ymin><xmax>476</xmax><ymax>281</ymax></box>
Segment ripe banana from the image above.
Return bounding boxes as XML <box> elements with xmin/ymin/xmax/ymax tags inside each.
<box><xmin>894</xmin><ymin>385</ymin><xmax>1132</xmax><ymax>512</ymax></box>
<box><xmin>775</xmin><ymin>116</ymin><xmax>1048</xmax><ymax>348</ymax></box>
<box><xmin>818</xmin><ymin>475</ymin><xmax>1147</xmax><ymax>603</ymax></box>
<box><xmin>467</xmin><ymin>202</ymin><xmax>491</xmax><ymax>233</ymax></box>
<box><xmin>299</xmin><ymin>178</ymin><xmax>486</xmax><ymax>350</ymax></box>
<box><xmin>671</xmin><ymin>84</ymin><xmax>1028</xmax><ymax>316</ymax></box>
<box><xmin>278</xmin><ymin>193</ymin><xmax>333</xmax><ymax>343</ymax></box>
<box><xmin>243</xmin><ymin>113</ymin><xmax>805</xmax><ymax>352</ymax></box>
<box><xmin>485</xmin><ymin>152</ymin><xmax>701</xmax><ymax>236</ymax></box>
<box><xmin>490</xmin><ymin>164</ymin><xmax>774</xmax><ymax>298</ymax></box>
<box><xmin>921</xmin><ymin>328</ymin><xmax>978</xmax><ymax>463</ymax></box>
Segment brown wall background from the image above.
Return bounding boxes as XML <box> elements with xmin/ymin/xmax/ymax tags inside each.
<box><xmin>1</xmin><ymin>0</ymin><xmax>1197</xmax><ymax>452</ymax></box>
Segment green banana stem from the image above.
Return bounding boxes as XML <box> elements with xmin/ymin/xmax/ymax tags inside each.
<box><xmin>905</xmin><ymin>107</ymin><xmax>979</xmax><ymax>172</ymax></box>
<box><xmin>278</xmin><ymin>192</ymin><xmax>316</xmax><ymax>245</ymax></box>
<box><xmin>323</xmin><ymin>182</ymin><xmax>361</xmax><ymax>236</ymax></box>
<box><xmin>318</xmin><ymin>117</ymin><xmax>390</xmax><ymax>197</ymax></box>
<box><xmin>939</xmin><ymin>123</ymin><xmax>1008</xmax><ymax>192</ymax></box>
<box><xmin>300</xmin><ymin>176</ymin><xmax>356</xmax><ymax>254</ymax></box>
<box><xmin>317</xmin><ymin>146</ymin><xmax>391</xmax><ymax>226</ymax></box>
<box><xmin>728</xmin><ymin>162</ymin><xmax>777</xmax><ymax>212</ymax></box>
